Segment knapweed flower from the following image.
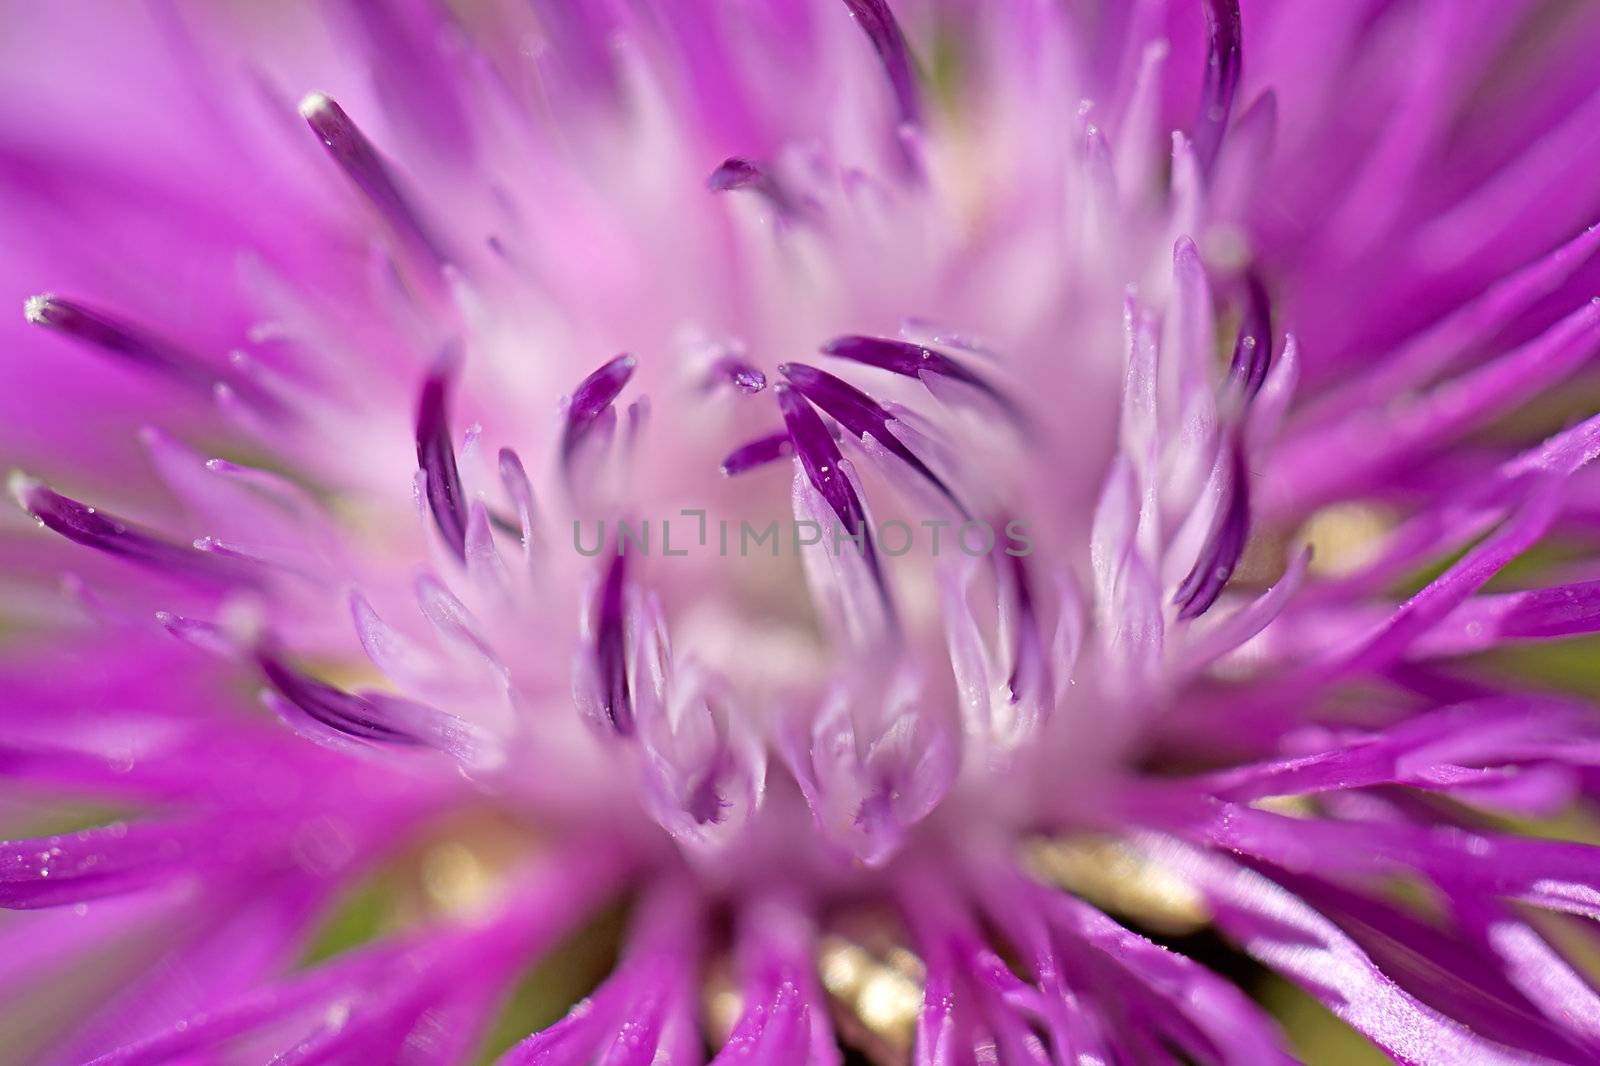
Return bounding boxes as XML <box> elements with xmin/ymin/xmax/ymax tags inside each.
<box><xmin>5</xmin><ymin>0</ymin><xmax>1600</xmax><ymax>1061</ymax></box>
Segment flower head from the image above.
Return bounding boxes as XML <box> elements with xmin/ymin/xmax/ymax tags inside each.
<box><xmin>5</xmin><ymin>1</ymin><xmax>1600</xmax><ymax>1062</ymax></box>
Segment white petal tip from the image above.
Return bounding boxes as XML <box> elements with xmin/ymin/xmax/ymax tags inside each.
<box><xmin>8</xmin><ymin>470</ymin><xmax>41</xmax><ymax>510</ymax></box>
<box><xmin>297</xmin><ymin>92</ymin><xmax>333</xmax><ymax>120</ymax></box>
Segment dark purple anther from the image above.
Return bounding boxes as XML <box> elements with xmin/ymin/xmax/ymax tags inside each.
<box><xmin>824</xmin><ymin>334</ymin><xmax>971</xmax><ymax>381</ymax></box>
<box><xmin>1004</xmin><ymin>551</ymin><xmax>1047</xmax><ymax>706</ymax></box>
<box><xmin>686</xmin><ymin>779</ymin><xmax>728</xmax><ymax>826</ymax></box>
<box><xmin>775</xmin><ymin>384</ymin><xmax>889</xmax><ymax>600</ymax></box>
<box><xmin>1174</xmin><ymin>444</ymin><xmax>1251</xmax><ymax>619</ymax></box>
<box><xmin>823</xmin><ymin>334</ymin><xmax>1024</xmax><ymax>420</ymax></box>
<box><xmin>594</xmin><ymin>550</ymin><xmax>633</xmax><ymax>735</ymax></box>
<box><xmin>706</xmin><ymin>354</ymin><xmax>767</xmax><ymax>394</ymax></box>
<box><xmin>299</xmin><ymin>92</ymin><xmax>446</xmax><ymax>271</ymax></box>
<box><xmin>1194</xmin><ymin>0</ymin><xmax>1242</xmax><ymax>175</ymax></box>
<box><xmin>686</xmin><ymin>746</ymin><xmax>731</xmax><ymax>825</ymax></box>
<box><xmin>12</xmin><ymin>475</ymin><xmax>251</xmax><ymax>586</ymax></box>
<box><xmin>24</xmin><ymin>295</ymin><xmax>278</xmax><ymax>412</ymax></box>
<box><xmin>776</xmin><ymin>384</ymin><xmax>856</xmax><ymax>530</ymax></box>
<box><xmin>562</xmin><ymin>354</ymin><xmax>637</xmax><ymax>472</ymax></box>
<box><xmin>707</xmin><ymin>157</ymin><xmax>765</xmax><ymax>192</ymax></box>
<box><xmin>1227</xmin><ymin>272</ymin><xmax>1273</xmax><ymax>401</ymax></box>
<box><xmin>779</xmin><ymin>362</ymin><xmax>965</xmax><ymax>516</ymax></box>
<box><xmin>708</xmin><ymin>158</ymin><xmax>800</xmax><ymax>220</ymax></box>
<box><xmin>721</xmin><ymin>430</ymin><xmax>793</xmax><ymax>476</ymax></box>
<box><xmin>415</xmin><ymin>363</ymin><xmax>468</xmax><ymax>560</ymax></box>
<box><xmin>258</xmin><ymin>652</ymin><xmax>422</xmax><ymax>745</ymax></box>
<box><xmin>26</xmin><ymin>295</ymin><xmax>207</xmax><ymax>387</ymax></box>
<box><xmin>840</xmin><ymin>0</ymin><xmax>922</xmax><ymax>130</ymax></box>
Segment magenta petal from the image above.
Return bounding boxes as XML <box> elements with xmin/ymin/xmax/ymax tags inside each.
<box><xmin>1148</xmin><ymin>839</ymin><xmax>1538</xmax><ymax>1066</ymax></box>
<box><xmin>1048</xmin><ymin>888</ymin><xmax>1293</xmax><ymax>1064</ymax></box>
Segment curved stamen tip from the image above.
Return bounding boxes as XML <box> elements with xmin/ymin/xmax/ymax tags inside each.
<box><xmin>1003</xmin><ymin>550</ymin><xmax>1047</xmax><ymax>707</ymax></box>
<box><xmin>774</xmin><ymin>382</ymin><xmax>852</xmax><ymax>517</ymax></box>
<box><xmin>1228</xmin><ymin>272</ymin><xmax>1274</xmax><ymax>401</ymax></box>
<box><xmin>259</xmin><ymin>651</ymin><xmax>424</xmax><ymax>746</ymax></box>
<box><xmin>708</xmin><ymin>158</ymin><xmax>800</xmax><ymax>219</ymax></box>
<box><xmin>593</xmin><ymin>549</ymin><xmax>633</xmax><ymax>735</ymax></box>
<box><xmin>821</xmin><ymin>333</ymin><xmax>1024</xmax><ymax>423</ymax></box>
<box><xmin>9</xmin><ymin>475</ymin><xmax>97</xmax><ymax>538</ymax></box>
<box><xmin>707</xmin><ymin>157</ymin><xmax>763</xmax><ymax>193</ymax></box>
<box><xmin>720</xmin><ymin>430</ymin><xmax>792</xmax><ymax>477</ymax></box>
<box><xmin>706</xmin><ymin>354</ymin><xmax>767</xmax><ymax>395</ymax></box>
<box><xmin>840</xmin><ymin>0</ymin><xmax>922</xmax><ymax>128</ymax></box>
<box><xmin>779</xmin><ymin>360</ymin><xmax>967</xmax><ymax>516</ymax></box>
<box><xmin>563</xmin><ymin>355</ymin><xmax>638</xmax><ymax>469</ymax></box>
<box><xmin>687</xmin><ymin>771</ymin><xmax>729</xmax><ymax>825</ymax></box>
<box><xmin>571</xmin><ymin>354</ymin><xmax>637</xmax><ymax>417</ymax></box>
<box><xmin>775</xmin><ymin>383</ymin><xmax>897</xmax><ymax>622</ymax></box>
<box><xmin>1175</xmin><ymin>447</ymin><xmax>1251</xmax><ymax>619</ymax></box>
<box><xmin>416</xmin><ymin>359</ymin><xmax>468</xmax><ymax>559</ymax></box>
<box><xmin>11</xmin><ymin>472</ymin><xmax>254</xmax><ymax>584</ymax></box>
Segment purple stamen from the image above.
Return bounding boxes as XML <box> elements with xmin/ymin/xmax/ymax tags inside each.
<box><xmin>257</xmin><ymin>652</ymin><xmax>423</xmax><ymax>745</ymax></box>
<box><xmin>498</xmin><ymin>447</ymin><xmax>540</xmax><ymax>547</ymax></box>
<box><xmin>24</xmin><ymin>295</ymin><xmax>277</xmax><ymax>411</ymax></box>
<box><xmin>299</xmin><ymin>92</ymin><xmax>446</xmax><ymax>271</ymax></box>
<box><xmin>822</xmin><ymin>334</ymin><xmax>1023</xmax><ymax>419</ymax></box>
<box><xmin>686</xmin><ymin>748</ymin><xmax>731</xmax><ymax>826</ymax></box>
<box><xmin>840</xmin><ymin>0</ymin><xmax>922</xmax><ymax>130</ymax></box>
<box><xmin>25</xmin><ymin>295</ymin><xmax>206</xmax><ymax>385</ymax></box>
<box><xmin>1227</xmin><ymin>272</ymin><xmax>1273</xmax><ymax>401</ymax></box>
<box><xmin>720</xmin><ymin>430</ymin><xmax>793</xmax><ymax>476</ymax></box>
<box><xmin>562</xmin><ymin>354</ymin><xmax>637</xmax><ymax>469</ymax></box>
<box><xmin>1194</xmin><ymin>0</ymin><xmax>1243</xmax><ymax>175</ymax></box>
<box><xmin>708</xmin><ymin>158</ymin><xmax>799</xmax><ymax>220</ymax></box>
<box><xmin>779</xmin><ymin>362</ymin><xmax>965</xmax><ymax>515</ymax></box>
<box><xmin>774</xmin><ymin>383</ymin><xmax>885</xmax><ymax>591</ymax></box>
<box><xmin>707</xmin><ymin>157</ymin><xmax>765</xmax><ymax>193</ymax></box>
<box><xmin>415</xmin><ymin>363</ymin><xmax>468</xmax><ymax>559</ymax></box>
<box><xmin>1175</xmin><ymin>444</ymin><xmax>1251</xmax><ymax>619</ymax></box>
<box><xmin>1004</xmin><ymin>551</ymin><xmax>1047</xmax><ymax>707</ymax></box>
<box><xmin>11</xmin><ymin>474</ymin><xmax>251</xmax><ymax>585</ymax></box>
<box><xmin>706</xmin><ymin>354</ymin><xmax>767</xmax><ymax>394</ymax></box>
<box><xmin>594</xmin><ymin>550</ymin><xmax>633</xmax><ymax>735</ymax></box>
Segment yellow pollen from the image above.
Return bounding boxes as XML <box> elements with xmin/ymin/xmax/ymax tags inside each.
<box><xmin>1024</xmin><ymin>835</ymin><xmax>1210</xmax><ymax>935</ymax></box>
<box><xmin>1299</xmin><ymin>502</ymin><xmax>1393</xmax><ymax>578</ymax></box>
<box><xmin>818</xmin><ymin>933</ymin><xmax>924</xmax><ymax>1053</ymax></box>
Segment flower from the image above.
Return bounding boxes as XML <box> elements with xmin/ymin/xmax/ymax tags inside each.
<box><xmin>4</xmin><ymin>0</ymin><xmax>1600</xmax><ymax>1062</ymax></box>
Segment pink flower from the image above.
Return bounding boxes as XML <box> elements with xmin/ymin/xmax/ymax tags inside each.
<box><xmin>4</xmin><ymin>1</ymin><xmax>1600</xmax><ymax>1062</ymax></box>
